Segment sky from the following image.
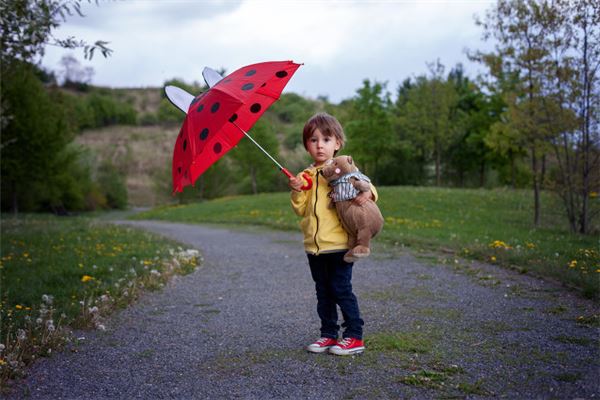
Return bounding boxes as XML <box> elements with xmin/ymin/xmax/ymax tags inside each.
<box><xmin>41</xmin><ymin>0</ymin><xmax>496</xmax><ymax>103</ymax></box>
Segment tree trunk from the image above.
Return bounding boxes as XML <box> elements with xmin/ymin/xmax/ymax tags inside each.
<box><xmin>250</xmin><ymin>166</ymin><xmax>257</xmax><ymax>195</ymax></box>
<box><xmin>510</xmin><ymin>151</ymin><xmax>516</xmax><ymax>189</ymax></box>
<box><xmin>11</xmin><ymin>181</ymin><xmax>18</xmax><ymax>215</ymax></box>
<box><xmin>435</xmin><ymin>140</ymin><xmax>441</xmax><ymax>186</ymax></box>
<box><xmin>540</xmin><ymin>154</ymin><xmax>546</xmax><ymax>190</ymax></box>
<box><xmin>479</xmin><ymin>160</ymin><xmax>486</xmax><ymax>187</ymax></box>
<box><xmin>531</xmin><ymin>146</ymin><xmax>540</xmax><ymax>227</ymax></box>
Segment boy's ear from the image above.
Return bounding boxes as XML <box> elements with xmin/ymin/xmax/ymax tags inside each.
<box><xmin>347</xmin><ymin>156</ymin><xmax>353</xmax><ymax>164</ymax></box>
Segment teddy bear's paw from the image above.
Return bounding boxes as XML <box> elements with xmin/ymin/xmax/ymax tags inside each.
<box><xmin>343</xmin><ymin>251</ymin><xmax>359</xmax><ymax>263</ymax></box>
<box><xmin>352</xmin><ymin>246</ymin><xmax>371</xmax><ymax>258</ymax></box>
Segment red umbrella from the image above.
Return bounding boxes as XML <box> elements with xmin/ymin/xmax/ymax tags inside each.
<box><xmin>167</xmin><ymin>60</ymin><xmax>311</xmax><ymax>193</ymax></box>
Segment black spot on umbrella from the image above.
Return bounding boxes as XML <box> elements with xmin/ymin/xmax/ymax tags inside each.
<box><xmin>214</xmin><ymin>142</ymin><xmax>222</xmax><ymax>153</ymax></box>
<box><xmin>183</xmin><ymin>139</ymin><xmax>187</xmax><ymax>151</ymax></box>
<box><xmin>178</xmin><ymin>167</ymin><xmax>182</xmax><ymax>174</ymax></box>
<box><xmin>229</xmin><ymin>114</ymin><xmax>238</xmax><ymax>123</ymax></box>
<box><xmin>261</xmin><ymin>83</ymin><xmax>266</xmax><ymax>87</ymax></box>
<box><xmin>242</xmin><ymin>83</ymin><xmax>254</xmax><ymax>91</ymax></box>
<box><xmin>245</xmin><ymin>69</ymin><xmax>257</xmax><ymax>76</ymax></box>
<box><xmin>250</xmin><ymin>103</ymin><xmax>261</xmax><ymax>113</ymax></box>
<box><xmin>199</xmin><ymin>128</ymin><xmax>209</xmax><ymax>140</ymax></box>
<box><xmin>276</xmin><ymin>70</ymin><xmax>288</xmax><ymax>78</ymax></box>
<box><xmin>211</xmin><ymin>102</ymin><xmax>220</xmax><ymax>113</ymax></box>
<box><xmin>196</xmin><ymin>104</ymin><xmax>204</xmax><ymax>113</ymax></box>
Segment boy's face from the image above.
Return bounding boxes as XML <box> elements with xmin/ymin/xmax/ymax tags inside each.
<box><xmin>306</xmin><ymin>128</ymin><xmax>340</xmax><ymax>167</ymax></box>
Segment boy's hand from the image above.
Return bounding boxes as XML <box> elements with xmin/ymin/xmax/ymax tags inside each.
<box><xmin>353</xmin><ymin>190</ymin><xmax>373</xmax><ymax>206</ymax></box>
<box><xmin>289</xmin><ymin>176</ymin><xmax>303</xmax><ymax>192</ymax></box>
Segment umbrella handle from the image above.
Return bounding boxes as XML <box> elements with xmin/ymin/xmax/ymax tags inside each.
<box><xmin>281</xmin><ymin>168</ymin><xmax>313</xmax><ymax>191</ymax></box>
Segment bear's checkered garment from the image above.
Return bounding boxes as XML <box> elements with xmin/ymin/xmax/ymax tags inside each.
<box><xmin>329</xmin><ymin>172</ymin><xmax>371</xmax><ymax>202</ymax></box>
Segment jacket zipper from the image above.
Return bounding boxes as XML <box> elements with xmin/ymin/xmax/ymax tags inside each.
<box><xmin>313</xmin><ymin>170</ymin><xmax>320</xmax><ymax>254</ymax></box>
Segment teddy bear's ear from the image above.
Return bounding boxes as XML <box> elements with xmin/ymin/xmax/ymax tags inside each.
<box><xmin>347</xmin><ymin>156</ymin><xmax>353</xmax><ymax>164</ymax></box>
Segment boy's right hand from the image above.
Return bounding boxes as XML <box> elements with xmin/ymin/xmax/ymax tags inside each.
<box><xmin>289</xmin><ymin>176</ymin><xmax>303</xmax><ymax>192</ymax></box>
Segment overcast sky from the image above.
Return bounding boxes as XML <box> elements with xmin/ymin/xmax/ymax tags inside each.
<box><xmin>41</xmin><ymin>0</ymin><xmax>495</xmax><ymax>103</ymax></box>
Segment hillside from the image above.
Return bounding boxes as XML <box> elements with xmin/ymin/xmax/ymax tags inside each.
<box><xmin>73</xmin><ymin>86</ymin><xmax>322</xmax><ymax>206</ymax></box>
<box><xmin>75</xmin><ymin>124</ymin><xmax>179</xmax><ymax>206</ymax></box>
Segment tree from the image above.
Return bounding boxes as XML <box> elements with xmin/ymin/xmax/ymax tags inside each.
<box><xmin>59</xmin><ymin>53</ymin><xmax>94</xmax><ymax>86</ymax></box>
<box><xmin>344</xmin><ymin>79</ymin><xmax>396</xmax><ymax>184</ymax></box>
<box><xmin>475</xmin><ymin>0</ymin><xmax>599</xmax><ymax>232</ymax></box>
<box><xmin>476</xmin><ymin>0</ymin><xmax>557</xmax><ymax>227</ymax></box>
<box><xmin>0</xmin><ymin>0</ymin><xmax>111</xmax><ymax>64</ymax></box>
<box><xmin>544</xmin><ymin>0</ymin><xmax>600</xmax><ymax>234</ymax></box>
<box><xmin>0</xmin><ymin>62</ymin><xmax>74</xmax><ymax>212</ymax></box>
<box><xmin>446</xmin><ymin>64</ymin><xmax>486</xmax><ymax>186</ymax></box>
<box><xmin>1</xmin><ymin>0</ymin><xmax>112</xmax><ymax>212</ymax></box>
<box><xmin>396</xmin><ymin>61</ymin><xmax>459</xmax><ymax>186</ymax></box>
<box><xmin>230</xmin><ymin>119</ymin><xmax>280</xmax><ymax>195</ymax></box>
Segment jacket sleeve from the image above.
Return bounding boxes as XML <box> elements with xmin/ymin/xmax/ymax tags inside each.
<box><xmin>290</xmin><ymin>173</ymin><xmax>309</xmax><ymax>216</ymax></box>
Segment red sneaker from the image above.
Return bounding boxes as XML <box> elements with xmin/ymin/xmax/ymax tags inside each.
<box><xmin>329</xmin><ymin>337</ymin><xmax>365</xmax><ymax>355</ymax></box>
<box><xmin>306</xmin><ymin>337</ymin><xmax>337</xmax><ymax>353</ymax></box>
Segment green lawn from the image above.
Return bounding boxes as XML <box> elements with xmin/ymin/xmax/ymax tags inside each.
<box><xmin>1</xmin><ymin>215</ymin><xmax>194</xmax><ymax>317</ymax></box>
<box><xmin>0</xmin><ymin>214</ymin><xmax>200</xmax><ymax>383</ymax></box>
<box><xmin>134</xmin><ymin>186</ymin><xmax>599</xmax><ymax>297</ymax></box>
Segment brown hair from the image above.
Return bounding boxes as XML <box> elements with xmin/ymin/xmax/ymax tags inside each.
<box><xmin>302</xmin><ymin>112</ymin><xmax>346</xmax><ymax>155</ymax></box>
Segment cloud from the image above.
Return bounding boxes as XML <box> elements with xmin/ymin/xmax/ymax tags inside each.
<box><xmin>42</xmin><ymin>0</ymin><xmax>494</xmax><ymax>102</ymax></box>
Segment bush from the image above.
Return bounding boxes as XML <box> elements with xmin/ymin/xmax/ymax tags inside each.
<box><xmin>86</xmin><ymin>93</ymin><xmax>137</xmax><ymax>127</ymax></box>
<box><xmin>97</xmin><ymin>162</ymin><xmax>128</xmax><ymax>209</ymax></box>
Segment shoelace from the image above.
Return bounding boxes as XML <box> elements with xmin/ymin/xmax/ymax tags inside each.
<box><xmin>338</xmin><ymin>338</ymin><xmax>353</xmax><ymax>347</ymax></box>
<box><xmin>316</xmin><ymin>338</ymin><xmax>332</xmax><ymax>345</ymax></box>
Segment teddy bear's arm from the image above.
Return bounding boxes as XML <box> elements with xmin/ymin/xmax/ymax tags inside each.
<box><xmin>350</xmin><ymin>177</ymin><xmax>371</xmax><ymax>192</ymax></box>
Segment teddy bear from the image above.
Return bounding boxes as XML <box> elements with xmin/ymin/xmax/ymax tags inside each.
<box><xmin>321</xmin><ymin>155</ymin><xmax>384</xmax><ymax>263</ymax></box>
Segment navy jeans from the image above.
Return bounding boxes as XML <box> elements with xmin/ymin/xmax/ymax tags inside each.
<box><xmin>308</xmin><ymin>251</ymin><xmax>364</xmax><ymax>340</ymax></box>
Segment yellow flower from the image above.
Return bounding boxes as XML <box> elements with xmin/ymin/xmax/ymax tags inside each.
<box><xmin>15</xmin><ymin>304</ymin><xmax>23</xmax><ymax>310</ymax></box>
<box><xmin>0</xmin><ymin>359</ymin><xmax>6</xmax><ymax>366</ymax></box>
<box><xmin>568</xmin><ymin>260</ymin><xmax>577</xmax><ymax>268</ymax></box>
<box><xmin>590</xmin><ymin>191</ymin><xmax>598</xmax><ymax>198</ymax></box>
<box><xmin>81</xmin><ymin>275</ymin><xmax>94</xmax><ymax>282</ymax></box>
<box><xmin>491</xmin><ymin>256</ymin><xmax>497</xmax><ymax>262</ymax></box>
<box><xmin>489</xmin><ymin>240</ymin><xmax>511</xmax><ymax>250</ymax></box>
<box><xmin>525</xmin><ymin>242</ymin><xmax>536</xmax><ymax>249</ymax></box>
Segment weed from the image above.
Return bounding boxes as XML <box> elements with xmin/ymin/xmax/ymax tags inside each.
<box><xmin>457</xmin><ymin>379</ymin><xmax>492</xmax><ymax>396</ymax></box>
<box><xmin>553</xmin><ymin>372</ymin><xmax>582</xmax><ymax>382</ymax></box>
<box><xmin>367</xmin><ymin>331</ymin><xmax>435</xmax><ymax>354</ymax></box>
<box><xmin>553</xmin><ymin>335</ymin><xmax>594</xmax><ymax>346</ymax></box>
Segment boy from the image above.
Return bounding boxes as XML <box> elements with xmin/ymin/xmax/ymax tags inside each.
<box><xmin>288</xmin><ymin>112</ymin><xmax>377</xmax><ymax>356</ymax></box>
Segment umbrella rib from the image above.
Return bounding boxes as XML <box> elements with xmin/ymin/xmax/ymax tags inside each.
<box><xmin>230</xmin><ymin>121</ymin><xmax>285</xmax><ymax>171</ymax></box>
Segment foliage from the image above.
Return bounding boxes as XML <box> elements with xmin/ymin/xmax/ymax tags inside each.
<box><xmin>229</xmin><ymin>118</ymin><xmax>281</xmax><ymax>194</ymax></box>
<box><xmin>396</xmin><ymin>61</ymin><xmax>459</xmax><ymax>186</ymax></box>
<box><xmin>97</xmin><ymin>161</ymin><xmax>128</xmax><ymax>209</ymax></box>
<box><xmin>0</xmin><ymin>61</ymin><xmax>75</xmax><ymax>212</ymax></box>
<box><xmin>0</xmin><ymin>0</ymin><xmax>111</xmax><ymax>64</ymax></box>
<box><xmin>474</xmin><ymin>0</ymin><xmax>600</xmax><ymax>232</ymax></box>
<box><xmin>344</xmin><ymin>79</ymin><xmax>396</xmax><ymax>184</ymax></box>
<box><xmin>85</xmin><ymin>92</ymin><xmax>137</xmax><ymax>127</ymax></box>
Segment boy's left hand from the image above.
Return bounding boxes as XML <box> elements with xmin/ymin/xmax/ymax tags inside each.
<box><xmin>353</xmin><ymin>190</ymin><xmax>374</xmax><ymax>206</ymax></box>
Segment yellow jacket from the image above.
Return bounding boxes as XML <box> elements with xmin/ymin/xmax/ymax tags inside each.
<box><xmin>290</xmin><ymin>164</ymin><xmax>379</xmax><ymax>255</ymax></box>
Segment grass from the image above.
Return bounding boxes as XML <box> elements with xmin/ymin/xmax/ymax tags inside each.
<box><xmin>0</xmin><ymin>213</ymin><xmax>200</xmax><ymax>386</ymax></box>
<box><xmin>134</xmin><ymin>186</ymin><xmax>599</xmax><ymax>297</ymax></box>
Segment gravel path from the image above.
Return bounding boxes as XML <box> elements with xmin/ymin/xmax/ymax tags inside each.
<box><xmin>11</xmin><ymin>221</ymin><xmax>599</xmax><ymax>399</ymax></box>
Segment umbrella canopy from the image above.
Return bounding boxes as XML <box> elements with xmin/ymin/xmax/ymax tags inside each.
<box><xmin>171</xmin><ymin>60</ymin><xmax>301</xmax><ymax>193</ymax></box>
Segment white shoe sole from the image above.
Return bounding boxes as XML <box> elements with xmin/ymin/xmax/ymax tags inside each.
<box><xmin>306</xmin><ymin>345</ymin><xmax>333</xmax><ymax>354</ymax></box>
<box><xmin>329</xmin><ymin>346</ymin><xmax>365</xmax><ymax>356</ymax></box>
